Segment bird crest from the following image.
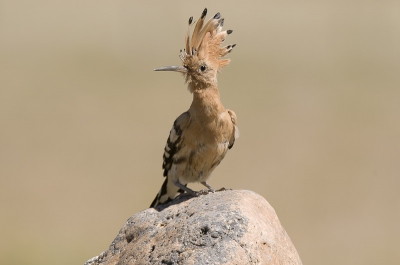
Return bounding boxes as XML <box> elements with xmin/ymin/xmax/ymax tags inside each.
<box><xmin>155</xmin><ymin>8</ymin><xmax>236</xmax><ymax>91</ymax></box>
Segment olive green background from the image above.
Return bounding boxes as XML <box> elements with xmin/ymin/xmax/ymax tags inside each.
<box><xmin>1</xmin><ymin>1</ymin><xmax>399</xmax><ymax>264</ymax></box>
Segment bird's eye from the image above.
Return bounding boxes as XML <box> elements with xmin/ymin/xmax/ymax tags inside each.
<box><xmin>200</xmin><ymin>65</ymin><xmax>207</xmax><ymax>72</ymax></box>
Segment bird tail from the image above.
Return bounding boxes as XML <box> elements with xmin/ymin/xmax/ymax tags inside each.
<box><xmin>150</xmin><ymin>177</ymin><xmax>185</xmax><ymax>208</ymax></box>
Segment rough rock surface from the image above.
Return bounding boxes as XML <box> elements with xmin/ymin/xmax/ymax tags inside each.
<box><xmin>84</xmin><ymin>190</ymin><xmax>302</xmax><ymax>265</ymax></box>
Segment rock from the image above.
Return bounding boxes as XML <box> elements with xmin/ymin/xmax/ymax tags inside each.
<box><xmin>84</xmin><ymin>190</ymin><xmax>302</xmax><ymax>265</ymax></box>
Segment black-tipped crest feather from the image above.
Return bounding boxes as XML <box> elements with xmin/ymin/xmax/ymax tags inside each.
<box><xmin>180</xmin><ymin>8</ymin><xmax>235</xmax><ymax>76</ymax></box>
<box><xmin>191</xmin><ymin>8</ymin><xmax>207</xmax><ymax>50</ymax></box>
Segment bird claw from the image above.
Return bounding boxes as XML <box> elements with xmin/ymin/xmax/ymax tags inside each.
<box><xmin>180</xmin><ymin>186</ymin><xmax>229</xmax><ymax>198</ymax></box>
<box><xmin>197</xmin><ymin>189</ymin><xmax>212</xmax><ymax>195</ymax></box>
<box><xmin>197</xmin><ymin>187</ymin><xmax>225</xmax><ymax>196</ymax></box>
<box><xmin>187</xmin><ymin>190</ymin><xmax>200</xmax><ymax>197</ymax></box>
<box><xmin>183</xmin><ymin>189</ymin><xmax>211</xmax><ymax>197</ymax></box>
<box><xmin>216</xmin><ymin>187</ymin><xmax>231</xmax><ymax>192</ymax></box>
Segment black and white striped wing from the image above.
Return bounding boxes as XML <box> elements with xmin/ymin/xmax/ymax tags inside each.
<box><xmin>162</xmin><ymin>112</ymin><xmax>190</xmax><ymax>177</ymax></box>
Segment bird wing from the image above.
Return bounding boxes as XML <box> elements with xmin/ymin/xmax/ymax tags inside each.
<box><xmin>227</xmin><ymin>109</ymin><xmax>239</xmax><ymax>149</ymax></box>
<box><xmin>162</xmin><ymin>111</ymin><xmax>191</xmax><ymax>177</ymax></box>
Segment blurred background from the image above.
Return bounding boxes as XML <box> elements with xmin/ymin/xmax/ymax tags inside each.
<box><xmin>1</xmin><ymin>1</ymin><xmax>399</xmax><ymax>264</ymax></box>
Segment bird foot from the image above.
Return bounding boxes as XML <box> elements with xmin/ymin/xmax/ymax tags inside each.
<box><xmin>186</xmin><ymin>189</ymin><xmax>200</xmax><ymax>197</ymax></box>
<box><xmin>197</xmin><ymin>189</ymin><xmax>213</xmax><ymax>195</ymax></box>
<box><xmin>197</xmin><ymin>187</ymin><xmax>227</xmax><ymax>195</ymax></box>
<box><xmin>216</xmin><ymin>187</ymin><xmax>232</xmax><ymax>192</ymax></box>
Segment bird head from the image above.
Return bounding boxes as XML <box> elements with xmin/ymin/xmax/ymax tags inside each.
<box><xmin>154</xmin><ymin>8</ymin><xmax>235</xmax><ymax>93</ymax></box>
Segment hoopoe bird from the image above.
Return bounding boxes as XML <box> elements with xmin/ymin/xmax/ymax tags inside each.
<box><xmin>150</xmin><ymin>8</ymin><xmax>238</xmax><ymax>208</ymax></box>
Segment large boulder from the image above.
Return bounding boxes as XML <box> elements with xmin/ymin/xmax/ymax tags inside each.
<box><xmin>85</xmin><ymin>190</ymin><xmax>302</xmax><ymax>265</ymax></box>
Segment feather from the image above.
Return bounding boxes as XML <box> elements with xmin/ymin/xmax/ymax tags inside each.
<box><xmin>195</xmin><ymin>14</ymin><xmax>220</xmax><ymax>48</ymax></box>
<box><xmin>220</xmin><ymin>43</ymin><xmax>236</xmax><ymax>57</ymax></box>
<box><xmin>182</xmin><ymin>9</ymin><xmax>235</xmax><ymax>73</ymax></box>
<box><xmin>185</xmin><ymin>16</ymin><xmax>193</xmax><ymax>55</ymax></box>
<box><xmin>191</xmin><ymin>8</ymin><xmax>207</xmax><ymax>52</ymax></box>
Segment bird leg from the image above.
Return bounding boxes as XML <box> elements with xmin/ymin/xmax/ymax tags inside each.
<box><xmin>173</xmin><ymin>179</ymin><xmax>199</xmax><ymax>197</ymax></box>
<box><xmin>200</xmin><ymin>181</ymin><xmax>215</xmax><ymax>193</ymax></box>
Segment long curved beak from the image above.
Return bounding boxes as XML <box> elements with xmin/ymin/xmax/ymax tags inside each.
<box><xmin>154</xmin><ymin>65</ymin><xmax>187</xmax><ymax>73</ymax></box>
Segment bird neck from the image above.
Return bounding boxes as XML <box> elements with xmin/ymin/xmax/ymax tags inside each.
<box><xmin>189</xmin><ymin>86</ymin><xmax>225</xmax><ymax>119</ymax></box>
